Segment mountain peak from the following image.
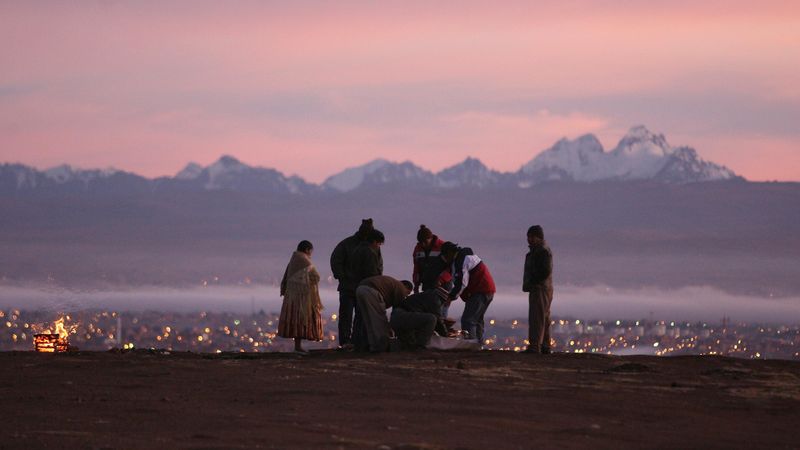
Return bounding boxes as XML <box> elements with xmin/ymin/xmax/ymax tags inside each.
<box><xmin>520</xmin><ymin>126</ymin><xmax>738</xmax><ymax>184</ymax></box>
<box><xmin>176</xmin><ymin>162</ymin><xmax>203</xmax><ymax>180</ymax></box>
<box><xmin>521</xmin><ymin>133</ymin><xmax>605</xmax><ymax>180</ymax></box>
<box><xmin>624</xmin><ymin>124</ymin><xmax>654</xmax><ymax>139</ymax></box>
<box><xmin>614</xmin><ymin>125</ymin><xmax>670</xmax><ymax>156</ymax></box>
<box><xmin>44</xmin><ymin>164</ymin><xmax>75</xmax><ymax>183</ymax></box>
<box><xmin>437</xmin><ymin>157</ymin><xmax>504</xmax><ymax>188</ymax></box>
<box><xmin>455</xmin><ymin>156</ymin><xmax>486</xmax><ymax>169</ymax></box>
<box><xmin>322</xmin><ymin>159</ymin><xmax>392</xmax><ymax>192</ymax></box>
<box><xmin>214</xmin><ymin>155</ymin><xmax>245</xmax><ymax>167</ymax></box>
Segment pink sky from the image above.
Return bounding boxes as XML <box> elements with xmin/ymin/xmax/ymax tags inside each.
<box><xmin>1</xmin><ymin>1</ymin><xmax>799</xmax><ymax>182</ymax></box>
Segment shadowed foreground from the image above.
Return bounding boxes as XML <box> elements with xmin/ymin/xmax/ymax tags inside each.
<box><xmin>1</xmin><ymin>351</ymin><xmax>799</xmax><ymax>449</ymax></box>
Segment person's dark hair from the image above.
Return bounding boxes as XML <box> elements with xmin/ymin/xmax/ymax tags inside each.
<box><xmin>417</xmin><ymin>224</ymin><xmax>433</xmax><ymax>243</ymax></box>
<box><xmin>527</xmin><ymin>225</ymin><xmax>544</xmax><ymax>240</ymax></box>
<box><xmin>357</xmin><ymin>218</ymin><xmax>374</xmax><ymax>238</ymax></box>
<box><xmin>441</xmin><ymin>241</ymin><xmax>459</xmax><ymax>256</ymax></box>
<box><xmin>297</xmin><ymin>240</ymin><xmax>314</xmax><ymax>253</ymax></box>
<box><xmin>367</xmin><ymin>229</ymin><xmax>385</xmax><ymax>244</ymax></box>
<box><xmin>400</xmin><ymin>280</ymin><xmax>414</xmax><ymax>292</ymax></box>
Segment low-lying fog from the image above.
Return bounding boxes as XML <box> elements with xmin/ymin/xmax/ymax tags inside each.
<box><xmin>1</xmin><ymin>285</ymin><xmax>799</xmax><ymax>323</ymax></box>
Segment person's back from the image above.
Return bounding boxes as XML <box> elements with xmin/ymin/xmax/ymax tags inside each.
<box><xmin>450</xmin><ymin>247</ymin><xmax>496</xmax><ymax>299</ymax></box>
<box><xmin>352</xmin><ymin>230</ymin><xmax>384</xmax><ymax>284</ymax></box>
<box><xmin>356</xmin><ymin>275</ymin><xmax>412</xmax><ymax>352</ymax></box>
<box><xmin>395</xmin><ymin>288</ymin><xmax>448</xmax><ymax>337</ymax></box>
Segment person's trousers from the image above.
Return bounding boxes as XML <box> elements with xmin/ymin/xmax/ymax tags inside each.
<box><xmin>461</xmin><ymin>292</ymin><xmax>493</xmax><ymax>343</ymax></box>
<box><xmin>355</xmin><ymin>285</ymin><xmax>390</xmax><ymax>352</ymax></box>
<box><xmin>528</xmin><ymin>285</ymin><xmax>553</xmax><ymax>353</ymax></box>
<box><xmin>337</xmin><ymin>291</ymin><xmax>356</xmax><ymax>346</ymax></box>
<box><xmin>390</xmin><ymin>309</ymin><xmax>436</xmax><ymax>350</ymax></box>
<box><xmin>351</xmin><ymin>300</ymin><xmax>367</xmax><ymax>351</ymax></box>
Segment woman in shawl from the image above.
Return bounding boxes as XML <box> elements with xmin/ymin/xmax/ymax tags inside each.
<box><xmin>278</xmin><ymin>240</ymin><xmax>324</xmax><ymax>354</ymax></box>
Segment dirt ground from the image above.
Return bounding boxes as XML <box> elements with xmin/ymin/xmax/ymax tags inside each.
<box><xmin>1</xmin><ymin>350</ymin><xmax>799</xmax><ymax>449</ymax></box>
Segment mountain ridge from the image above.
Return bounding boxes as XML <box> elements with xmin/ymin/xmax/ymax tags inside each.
<box><xmin>0</xmin><ymin>126</ymin><xmax>743</xmax><ymax>196</ymax></box>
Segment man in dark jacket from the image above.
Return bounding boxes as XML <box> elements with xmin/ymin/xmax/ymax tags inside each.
<box><xmin>391</xmin><ymin>286</ymin><xmax>449</xmax><ymax>350</ymax></box>
<box><xmin>330</xmin><ymin>219</ymin><xmax>373</xmax><ymax>347</ymax></box>
<box><xmin>352</xmin><ymin>229</ymin><xmax>384</xmax><ymax>283</ymax></box>
<box><xmin>442</xmin><ymin>242</ymin><xmax>496</xmax><ymax>344</ymax></box>
<box><xmin>523</xmin><ymin>225</ymin><xmax>554</xmax><ymax>354</ymax></box>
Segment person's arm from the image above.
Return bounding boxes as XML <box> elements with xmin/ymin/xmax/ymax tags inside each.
<box><xmin>412</xmin><ymin>246</ymin><xmax>421</xmax><ymax>292</ymax></box>
<box><xmin>330</xmin><ymin>240</ymin><xmax>346</xmax><ymax>280</ymax></box>
<box><xmin>308</xmin><ymin>264</ymin><xmax>321</xmax><ymax>285</ymax></box>
<box><xmin>280</xmin><ymin>265</ymin><xmax>288</xmax><ymax>297</ymax></box>
<box><xmin>366</xmin><ymin>249</ymin><xmax>382</xmax><ymax>278</ymax></box>
<box><xmin>522</xmin><ymin>252</ymin><xmax>533</xmax><ymax>292</ymax></box>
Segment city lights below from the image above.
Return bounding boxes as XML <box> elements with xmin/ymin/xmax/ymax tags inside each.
<box><xmin>0</xmin><ymin>308</ymin><xmax>797</xmax><ymax>360</ymax></box>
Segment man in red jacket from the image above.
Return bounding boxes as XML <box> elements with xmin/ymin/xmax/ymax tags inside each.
<box><xmin>442</xmin><ymin>242</ymin><xmax>496</xmax><ymax>345</ymax></box>
<box><xmin>412</xmin><ymin>224</ymin><xmax>445</xmax><ymax>293</ymax></box>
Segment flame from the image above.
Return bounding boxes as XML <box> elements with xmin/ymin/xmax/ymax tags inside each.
<box><xmin>54</xmin><ymin>317</ymin><xmax>70</xmax><ymax>339</ymax></box>
<box><xmin>34</xmin><ymin>316</ymin><xmax>77</xmax><ymax>341</ymax></box>
<box><xmin>34</xmin><ymin>316</ymin><xmax>76</xmax><ymax>352</ymax></box>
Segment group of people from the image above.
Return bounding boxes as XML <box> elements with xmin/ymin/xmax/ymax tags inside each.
<box><xmin>276</xmin><ymin>219</ymin><xmax>554</xmax><ymax>355</ymax></box>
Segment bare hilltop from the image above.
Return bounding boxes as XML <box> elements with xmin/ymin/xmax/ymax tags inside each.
<box><xmin>2</xmin><ymin>350</ymin><xmax>799</xmax><ymax>449</ymax></box>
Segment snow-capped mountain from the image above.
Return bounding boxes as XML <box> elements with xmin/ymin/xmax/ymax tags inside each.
<box><xmin>359</xmin><ymin>161</ymin><xmax>436</xmax><ymax>189</ymax></box>
<box><xmin>520</xmin><ymin>125</ymin><xmax>739</xmax><ymax>184</ymax></box>
<box><xmin>322</xmin><ymin>159</ymin><xmax>393</xmax><ymax>192</ymax></box>
<box><xmin>0</xmin><ymin>162</ymin><xmax>146</xmax><ymax>194</ymax></box>
<box><xmin>654</xmin><ymin>146</ymin><xmax>739</xmax><ymax>183</ymax></box>
<box><xmin>323</xmin><ymin>157</ymin><xmax>509</xmax><ymax>192</ymax></box>
<box><xmin>164</xmin><ymin>155</ymin><xmax>317</xmax><ymax>194</ymax></box>
<box><xmin>436</xmin><ymin>157</ymin><xmax>511</xmax><ymax>189</ymax></box>
<box><xmin>0</xmin><ymin>125</ymin><xmax>742</xmax><ymax>196</ymax></box>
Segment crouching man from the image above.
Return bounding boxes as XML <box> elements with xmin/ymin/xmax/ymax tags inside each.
<box><xmin>355</xmin><ymin>275</ymin><xmax>412</xmax><ymax>352</ymax></box>
<box><xmin>391</xmin><ymin>286</ymin><xmax>449</xmax><ymax>350</ymax></box>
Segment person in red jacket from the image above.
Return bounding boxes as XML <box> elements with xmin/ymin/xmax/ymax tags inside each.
<box><xmin>442</xmin><ymin>242</ymin><xmax>496</xmax><ymax>344</ymax></box>
<box><xmin>412</xmin><ymin>225</ymin><xmax>445</xmax><ymax>293</ymax></box>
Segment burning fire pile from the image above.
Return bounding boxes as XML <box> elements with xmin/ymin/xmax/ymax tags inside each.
<box><xmin>33</xmin><ymin>317</ymin><xmax>77</xmax><ymax>353</ymax></box>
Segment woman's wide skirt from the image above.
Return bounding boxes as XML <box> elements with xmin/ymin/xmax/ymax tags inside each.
<box><xmin>278</xmin><ymin>292</ymin><xmax>323</xmax><ymax>341</ymax></box>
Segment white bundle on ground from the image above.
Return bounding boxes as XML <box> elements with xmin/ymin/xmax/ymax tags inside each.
<box><xmin>426</xmin><ymin>335</ymin><xmax>481</xmax><ymax>351</ymax></box>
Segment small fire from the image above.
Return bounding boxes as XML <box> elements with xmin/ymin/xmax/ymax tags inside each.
<box><xmin>34</xmin><ymin>316</ymin><xmax>77</xmax><ymax>353</ymax></box>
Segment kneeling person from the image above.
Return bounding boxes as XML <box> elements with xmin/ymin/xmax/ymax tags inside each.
<box><xmin>356</xmin><ymin>275</ymin><xmax>413</xmax><ymax>352</ymax></box>
<box><xmin>391</xmin><ymin>287</ymin><xmax>449</xmax><ymax>350</ymax></box>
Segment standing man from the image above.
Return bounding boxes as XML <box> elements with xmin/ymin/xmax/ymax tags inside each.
<box><xmin>330</xmin><ymin>218</ymin><xmax>374</xmax><ymax>348</ymax></box>
<box><xmin>352</xmin><ymin>229</ymin><xmax>384</xmax><ymax>283</ymax></box>
<box><xmin>350</xmin><ymin>229</ymin><xmax>385</xmax><ymax>350</ymax></box>
<box><xmin>523</xmin><ymin>225</ymin><xmax>554</xmax><ymax>354</ymax></box>
<box><xmin>442</xmin><ymin>242</ymin><xmax>496</xmax><ymax>345</ymax></box>
<box><xmin>412</xmin><ymin>225</ymin><xmax>445</xmax><ymax>293</ymax></box>
<box><xmin>355</xmin><ymin>275</ymin><xmax>413</xmax><ymax>352</ymax></box>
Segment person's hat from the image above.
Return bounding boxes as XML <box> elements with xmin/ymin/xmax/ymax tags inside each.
<box><xmin>358</xmin><ymin>218</ymin><xmax>374</xmax><ymax>235</ymax></box>
<box><xmin>417</xmin><ymin>224</ymin><xmax>433</xmax><ymax>243</ymax></box>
